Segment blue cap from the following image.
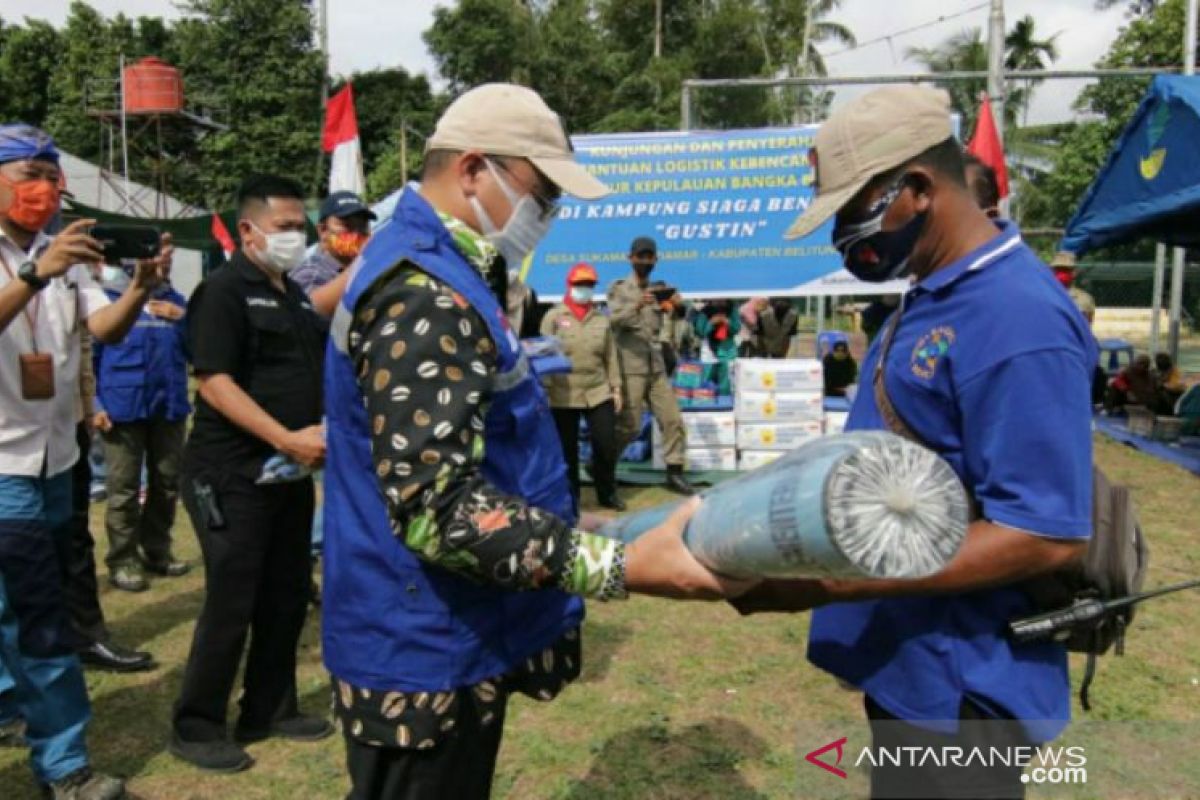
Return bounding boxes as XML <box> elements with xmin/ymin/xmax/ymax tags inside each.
<box><xmin>319</xmin><ymin>190</ymin><xmax>376</xmax><ymax>222</ymax></box>
<box><xmin>0</xmin><ymin>124</ymin><xmax>60</xmax><ymax>165</ymax></box>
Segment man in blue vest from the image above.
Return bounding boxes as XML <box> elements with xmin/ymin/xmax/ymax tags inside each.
<box><xmin>93</xmin><ymin>257</ymin><xmax>191</xmax><ymax>593</ymax></box>
<box><xmin>323</xmin><ymin>83</ymin><xmax>744</xmax><ymax>799</ymax></box>
<box><xmin>732</xmin><ymin>87</ymin><xmax>1096</xmax><ymax>799</ymax></box>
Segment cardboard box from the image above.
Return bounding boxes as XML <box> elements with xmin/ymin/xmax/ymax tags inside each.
<box><xmin>654</xmin><ymin>412</ymin><xmax>737</xmax><ymax>449</ymax></box>
<box><xmin>735</xmin><ymin>390</ymin><xmax>824</xmax><ymax>422</ymax></box>
<box><xmin>652</xmin><ymin>446</ymin><xmax>738</xmax><ymax>471</ymax></box>
<box><xmin>826</xmin><ymin>411</ymin><xmax>849</xmax><ymax>435</ymax></box>
<box><xmin>734</xmin><ymin>358</ymin><xmax>823</xmax><ymax>393</ymax></box>
<box><xmin>737</xmin><ymin>449</ymin><xmax>785</xmax><ymax>471</ymax></box>
<box><xmin>735</xmin><ymin>420</ymin><xmax>824</xmax><ymax>451</ymax></box>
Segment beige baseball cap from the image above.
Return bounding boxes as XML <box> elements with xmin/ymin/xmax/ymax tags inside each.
<box><xmin>786</xmin><ymin>86</ymin><xmax>954</xmax><ymax>240</ymax></box>
<box><xmin>426</xmin><ymin>83</ymin><xmax>611</xmax><ymax>201</ymax></box>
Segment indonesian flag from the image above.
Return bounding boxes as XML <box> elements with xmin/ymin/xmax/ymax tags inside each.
<box><xmin>967</xmin><ymin>93</ymin><xmax>1010</xmax><ymax>199</ymax></box>
<box><xmin>323</xmin><ymin>84</ymin><xmax>366</xmax><ymax>196</ymax></box>
<box><xmin>211</xmin><ymin>213</ymin><xmax>235</xmax><ymax>259</ymax></box>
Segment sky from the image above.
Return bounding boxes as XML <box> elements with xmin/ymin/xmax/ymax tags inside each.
<box><xmin>3</xmin><ymin>0</ymin><xmax>1132</xmax><ymax>124</ymax></box>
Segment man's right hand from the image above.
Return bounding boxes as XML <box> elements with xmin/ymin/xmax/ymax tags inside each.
<box><xmin>641</xmin><ymin>292</ymin><xmax>657</xmax><ymax>306</ymax></box>
<box><xmin>624</xmin><ymin>497</ymin><xmax>759</xmax><ymax>600</ymax></box>
<box><xmin>280</xmin><ymin>424</ymin><xmax>326</xmax><ymax>468</ymax></box>
<box><xmin>36</xmin><ymin>219</ymin><xmax>102</xmax><ymax>280</ymax></box>
<box><xmin>92</xmin><ymin>411</ymin><xmax>113</xmax><ymax>434</ymax></box>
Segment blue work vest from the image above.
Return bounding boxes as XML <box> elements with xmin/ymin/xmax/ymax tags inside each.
<box><xmin>95</xmin><ymin>286</ymin><xmax>190</xmax><ymax>423</ymax></box>
<box><xmin>321</xmin><ymin>189</ymin><xmax>584</xmax><ymax>693</ymax></box>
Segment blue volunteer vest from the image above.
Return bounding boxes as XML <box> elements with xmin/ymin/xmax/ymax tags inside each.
<box><xmin>321</xmin><ymin>188</ymin><xmax>584</xmax><ymax>692</ymax></box>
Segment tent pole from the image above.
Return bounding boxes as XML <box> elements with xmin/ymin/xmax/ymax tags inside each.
<box><xmin>1151</xmin><ymin>243</ymin><xmax>1165</xmax><ymax>357</ymax></box>
<box><xmin>1168</xmin><ymin>247</ymin><xmax>1185</xmax><ymax>362</ymax></box>
<box><xmin>1170</xmin><ymin>0</ymin><xmax>1197</xmax><ymax>363</ymax></box>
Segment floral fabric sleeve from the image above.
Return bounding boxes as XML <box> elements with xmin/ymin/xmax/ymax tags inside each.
<box><xmin>349</xmin><ymin>265</ymin><xmax>627</xmax><ymax>600</ymax></box>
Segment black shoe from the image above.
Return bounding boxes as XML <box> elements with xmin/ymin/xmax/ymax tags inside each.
<box><xmin>234</xmin><ymin>714</ymin><xmax>334</xmax><ymax>745</ymax></box>
<box><xmin>78</xmin><ymin>640</ymin><xmax>156</xmax><ymax>673</ymax></box>
<box><xmin>43</xmin><ymin>767</ymin><xmax>125</xmax><ymax>800</ymax></box>
<box><xmin>108</xmin><ymin>566</ymin><xmax>148</xmax><ymax>593</ymax></box>
<box><xmin>598</xmin><ymin>495</ymin><xmax>627</xmax><ymax>512</ymax></box>
<box><xmin>664</xmin><ymin>467</ymin><xmax>697</xmax><ymax>496</ymax></box>
<box><xmin>169</xmin><ymin>733</ymin><xmax>253</xmax><ymax>773</ymax></box>
<box><xmin>144</xmin><ymin>559</ymin><xmax>191</xmax><ymax>578</ymax></box>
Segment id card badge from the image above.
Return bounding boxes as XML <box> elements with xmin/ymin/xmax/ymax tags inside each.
<box><xmin>19</xmin><ymin>352</ymin><xmax>55</xmax><ymax>400</ymax></box>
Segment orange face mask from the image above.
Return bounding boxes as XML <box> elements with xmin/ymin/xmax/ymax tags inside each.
<box><xmin>326</xmin><ymin>230</ymin><xmax>369</xmax><ymax>261</ymax></box>
<box><xmin>0</xmin><ymin>175</ymin><xmax>60</xmax><ymax>233</ymax></box>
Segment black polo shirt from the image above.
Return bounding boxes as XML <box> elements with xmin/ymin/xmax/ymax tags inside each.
<box><xmin>184</xmin><ymin>250</ymin><xmax>325</xmax><ymax>477</ymax></box>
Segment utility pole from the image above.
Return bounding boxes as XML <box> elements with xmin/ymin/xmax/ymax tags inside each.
<box><xmin>796</xmin><ymin>0</ymin><xmax>814</xmax><ymax>124</ymax></box>
<box><xmin>399</xmin><ymin>117</ymin><xmax>409</xmax><ymax>186</ymax></box>
<box><xmin>985</xmin><ymin>0</ymin><xmax>1006</xmax><ymax>143</ymax></box>
<box><xmin>313</xmin><ymin>0</ymin><xmax>330</xmax><ymax>196</ymax></box>
<box><xmin>1169</xmin><ymin>0</ymin><xmax>1198</xmax><ymax>362</ymax></box>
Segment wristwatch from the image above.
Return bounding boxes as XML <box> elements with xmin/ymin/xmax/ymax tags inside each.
<box><xmin>17</xmin><ymin>260</ymin><xmax>49</xmax><ymax>291</ymax></box>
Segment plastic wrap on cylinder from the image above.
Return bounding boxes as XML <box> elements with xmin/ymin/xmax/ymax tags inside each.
<box><xmin>597</xmin><ymin>431</ymin><xmax>969</xmax><ymax>580</ymax></box>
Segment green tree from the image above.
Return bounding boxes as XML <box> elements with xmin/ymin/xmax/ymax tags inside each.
<box><xmin>0</xmin><ymin>18</ymin><xmax>61</xmax><ymax>127</ymax></box>
<box><xmin>171</xmin><ymin>0</ymin><xmax>324</xmax><ymax>206</ymax></box>
<box><xmin>1004</xmin><ymin>14</ymin><xmax>1060</xmax><ymax>126</ymax></box>
<box><xmin>907</xmin><ymin>27</ymin><xmax>1026</xmax><ymax>133</ymax></box>
<box><xmin>423</xmin><ymin>0</ymin><xmax>536</xmax><ymax>91</ymax></box>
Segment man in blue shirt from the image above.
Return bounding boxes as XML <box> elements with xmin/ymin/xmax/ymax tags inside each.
<box><xmin>734</xmin><ymin>86</ymin><xmax>1096</xmax><ymax>799</ymax></box>
<box><xmin>94</xmin><ymin>259</ymin><xmax>191</xmax><ymax>593</ymax></box>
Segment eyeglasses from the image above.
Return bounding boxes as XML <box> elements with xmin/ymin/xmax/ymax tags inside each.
<box><xmin>491</xmin><ymin>158</ymin><xmax>561</xmax><ymax>223</ymax></box>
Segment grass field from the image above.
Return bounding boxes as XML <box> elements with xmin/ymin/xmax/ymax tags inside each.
<box><xmin>1</xmin><ymin>436</ymin><xmax>1197</xmax><ymax>799</ymax></box>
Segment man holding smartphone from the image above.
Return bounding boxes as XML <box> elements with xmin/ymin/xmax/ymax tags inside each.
<box><xmin>608</xmin><ymin>236</ymin><xmax>695</xmax><ymax>495</ymax></box>
<box><xmin>0</xmin><ymin>123</ymin><xmax>171</xmax><ymax>800</ymax></box>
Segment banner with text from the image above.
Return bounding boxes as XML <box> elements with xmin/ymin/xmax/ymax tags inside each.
<box><xmin>525</xmin><ymin>127</ymin><xmax>907</xmax><ymax>300</ymax></box>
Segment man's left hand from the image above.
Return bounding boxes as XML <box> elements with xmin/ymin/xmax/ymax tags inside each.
<box><xmin>132</xmin><ymin>233</ymin><xmax>174</xmax><ymax>292</ymax></box>
<box><xmin>729</xmin><ymin>578</ymin><xmax>832</xmax><ymax>616</ymax></box>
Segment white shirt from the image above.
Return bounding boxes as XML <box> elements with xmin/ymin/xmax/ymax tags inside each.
<box><xmin>0</xmin><ymin>228</ymin><xmax>110</xmax><ymax>477</ymax></box>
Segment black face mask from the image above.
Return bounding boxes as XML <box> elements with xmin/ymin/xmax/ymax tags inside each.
<box><xmin>632</xmin><ymin>261</ymin><xmax>655</xmax><ymax>279</ymax></box>
<box><xmin>832</xmin><ymin>177</ymin><xmax>927</xmax><ymax>283</ymax></box>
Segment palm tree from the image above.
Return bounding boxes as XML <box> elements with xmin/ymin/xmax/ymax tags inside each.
<box><xmin>759</xmin><ymin>0</ymin><xmax>855</xmax><ymax>121</ymax></box>
<box><xmin>907</xmin><ymin>27</ymin><xmax>1027</xmax><ymax>134</ymax></box>
<box><xmin>1005</xmin><ymin>14</ymin><xmax>1060</xmax><ymax>127</ymax></box>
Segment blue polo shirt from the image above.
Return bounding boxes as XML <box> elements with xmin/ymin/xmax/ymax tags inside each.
<box><xmin>807</xmin><ymin>222</ymin><xmax>1096</xmax><ymax>743</ymax></box>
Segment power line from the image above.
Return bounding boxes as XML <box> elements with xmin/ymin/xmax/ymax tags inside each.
<box><xmin>823</xmin><ymin>2</ymin><xmax>990</xmax><ymax>60</ymax></box>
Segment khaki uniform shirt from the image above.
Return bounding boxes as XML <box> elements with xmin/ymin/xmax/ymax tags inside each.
<box><xmin>759</xmin><ymin>306</ymin><xmax>799</xmax><ymax>358</ymax></box>
<box><xmin>540</xmin><ymin>304</ymin><xmax>621</xmax><ymax>409</ymax></box>
<box><xmin>606</xmin><ymin>273</ymin><xmax>665</xmax><ymax>376</ymax></box>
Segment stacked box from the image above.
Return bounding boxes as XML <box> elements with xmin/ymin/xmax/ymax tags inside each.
<box><xmin>652</xmin><ymin>447</ymin><xmax>738</xmax><ymax>472</ymax></box>
<box><xmin>652</xmin><ymin>411</ymin><xmax>738</xmax><ymax>471</ymax></box>
<box><xmin>737</xmin><ymin>450</ymin><xmax>784</xmax><ymax>471</ymax></box>
<box><xmin>736</xmin><ymin>390</ymin><xmax>823</xmax><ymax>422</ymax></box>
<box><xmin>734</xmin><ymin>358</ymin><xmax>823</xmax><ymax>393</ymax></box>
<box><xmin>736</xmin><ymin>419</ymin><xmax>824</xmax><ymax>451</ymax></box>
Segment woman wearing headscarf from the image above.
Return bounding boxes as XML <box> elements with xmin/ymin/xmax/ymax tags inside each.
<box><xmin>540</xmin><ymin>263</ymin><xmax>625</xmax><ymax>510</ymax></box>
<box><xmin>693</xmin><ymin>299</ymin><xmax>741</xmax><ymax>396</ymax></box>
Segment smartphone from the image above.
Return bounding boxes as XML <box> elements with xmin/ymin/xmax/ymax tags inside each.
<box><xmin>90</xmin><ymin>224</ymin><xmax>161</xmax><ymax>264</ymax></box>
<box><xmin>651</xmin><ymin>285</ymin><xmax>678</xmax><ymax>302</ymax></box>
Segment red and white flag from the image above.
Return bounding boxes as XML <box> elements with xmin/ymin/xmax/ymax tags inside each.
<box><xmin>211</xmin><ymin>213</ymin><xmax>235</xmax><ymax>259</ymax></box>
<box><xmin>967</xmin><ymin>93</ymin><xmax>1010</xmax><ymax>199</ymax></box>
<box><xmin>323</xmin><ymin>84</ymin><xmax>366</xmax><ymax>196</ymax></box>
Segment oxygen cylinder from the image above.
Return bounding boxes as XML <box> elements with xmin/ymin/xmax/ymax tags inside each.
<box><xmin>598</xmin><ymin>431</ymin><xmax>969</xmax><ymax>580</ymax></box>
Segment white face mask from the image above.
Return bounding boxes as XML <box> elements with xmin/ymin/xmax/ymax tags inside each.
<box><xmin>250</xmin><ymin>223</ymin><xmax>307</xmax><ymax>274</ymax></box>
<box><xmin>469</xmin><ymin>160</ymin><xmax>555</xmax><ymax>270</ymax></box>
<box><xmin>569</xmin><ymin>286</ymin><xmax>594</xmax><ymax>304</ymax></box>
